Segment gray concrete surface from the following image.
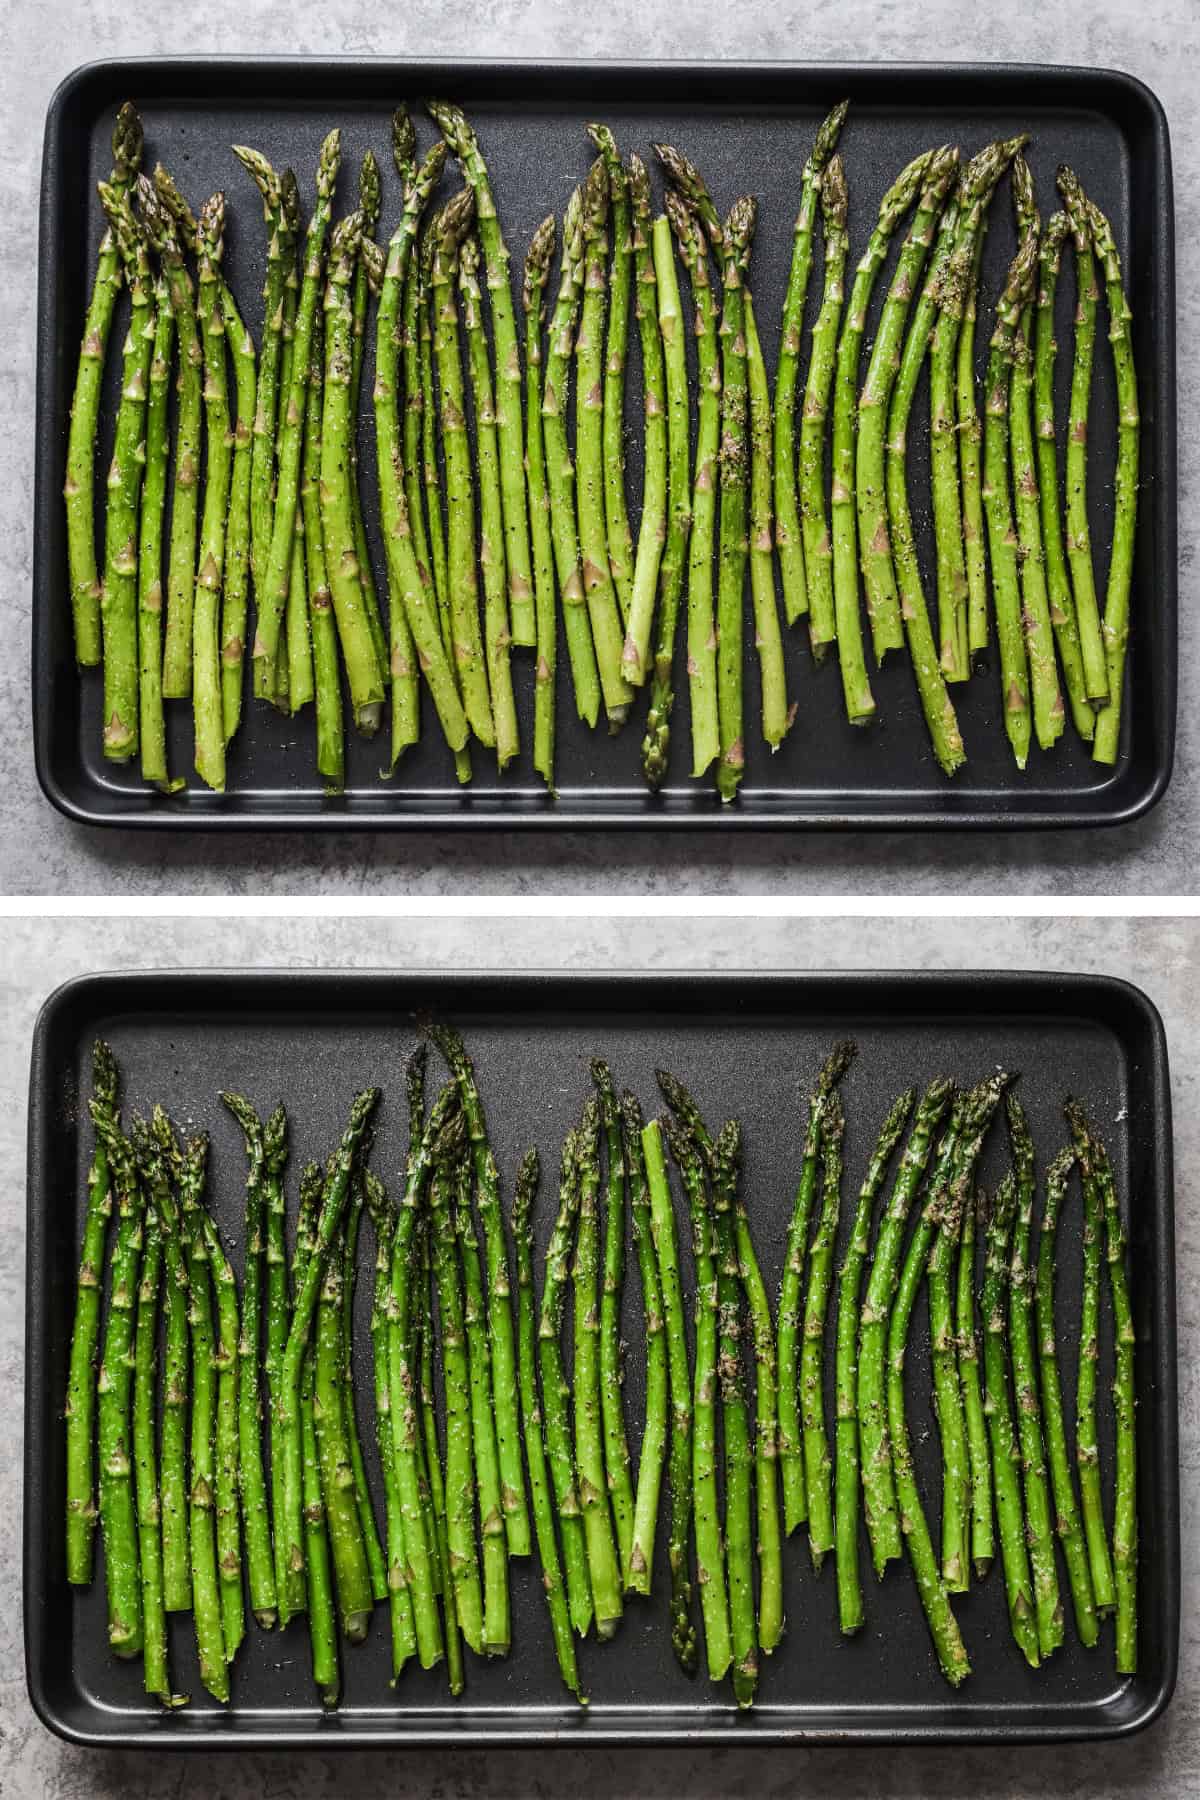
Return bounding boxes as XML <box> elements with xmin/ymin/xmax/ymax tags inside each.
<box><xmin>1</xmin><ymin>912</ymin><xmax>1196</xmax><ymax>1794</ymax></box>
<box><xmin>2</xmin><ymin>2</ymin><xmax>1196</xmax><ymax>895</ymax></box>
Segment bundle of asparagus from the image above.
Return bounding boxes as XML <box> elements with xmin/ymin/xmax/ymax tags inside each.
<box><xmin>64</xmin><ymin>98</ymin><xmax>1139</xmax><ymax>800</ymax></box>
<box><xmin>65</xmin><ymin>1026</ymin><xmax>1139</xmax><ymax>1711</ymax></box>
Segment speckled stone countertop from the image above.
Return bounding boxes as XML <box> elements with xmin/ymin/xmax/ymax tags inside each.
<box><xmin>3</xmin><ymin>2</ymin><xmax>1195</xmax><ymax>895</ymax></box>
<box><xmin>1</xmin><ymin>913</ymin><xmax>1195</xmax><ymax>1794</ymax></box>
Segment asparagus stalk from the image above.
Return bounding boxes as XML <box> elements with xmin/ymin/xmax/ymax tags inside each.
<box><xmin>132</xmin><ymin>1200</ymin><xmax>185</xmax><ymax>1704</ymax></box>
<box><xmin>280</xmin><ymin>175</ymin><xmax>312</xmax><ymax>717</ymax></box>
<box><xmin>1036</xmin><ymin>1148</ymin><xmax>1100</xmax><ymax>1647</ymax></box>
<box><xmin>538</xmin><ymin>1130</ymin><xmax>594</xmax><ymax>1640</ymax></box>
<box><xmin>743</xmin><ymin>289</ymin><xmax>790</xmax><ymax>749</ymax></box>
<box><xmin>219</xmin><ymin>275</ymin><xmax>257</xmax><ymax>747</ymax></box>
<box><xmin>189</xmin><ymin>194</ymin><xmax>233</xmax><ymax>791</ymax></box>
<box><xmin>957</xmin><ymin>1183</ymin><xmax>994</xmax><ymax>1580</ymax></box>
<box><xmin>622</xmin><ymin>155</ymin><xmax>668</xmax><ymax>688</ymax></box>
<box><xmin>66</xmin><ymin>1041</ymin><xmax>119</xmax><ymax>1585</ymax></box>
<box><xmin>428</xmin><ymin>1153</ymin><xmax>486</xmax><ymax>1656</ymax></box>
<box><xmin>714</xmin><ymin>196</ymin><xmax>758</xmax><ymax>802</ymax></box>
<box><xmin>259</xmin><ymin>1106</ymin><xmax>292</xmax><ymax>1621</ymax></box>
<box><xmin>301</xmin><ymin>299</ymin><xmax>345</xmax><ymax>786</ymax></box>
<box><xmin>361</xmin><ymin>1172</ymin><xmax>415</xmax><ymax>1681</ymax></box>
<box><xmin>779</xmin><ymin>1042</ymin><xmax>856</xmax><ymax>1536</ymax></box>
<box><xmin>416</xmin><ymin>1218</ymin><xmax>465</xmax><ymax>1693</ymax></box>
<box><xmin>831</xmin><ymin>149</ymin><xmax>932</xmax><ymax>718</ymax></box>
<box><xmin>418</xmin><ymin>232</ymin><xmax>454</xmax><ymax>670</ymax></box>
<box><xmin>294</xmin><ymin>1163</ymin><xmax>341</xmax><ymax>1703</ymax></box>
<box><xmin>524</xmin><ymin>214</ymin><xmax>559</xmax><ymax>788</ymax></box>
<box><xmin>641</xmin><ymin>1118</ymin><xmax>698</xmax><ymax>1673</ymax></box>
<box><xmin>713</xmin><ymin>1121</ymin><xmax>757</xmax><ymax>1708</ymax></box>
<box><xmin>641</xmin><ymin>209</ymin><xmax>694</xmax><ymax>785</ymax></box>
<box><xmin>732</xmin><ymin>1140</ymin><xmax>784</xmax><ymax>1655</ymax></box>
<box><xmin>588</xmin><ymin>124</ymin><xmax>636</xmax><ymax>626</ymax></box>
<box><xmin>982</xmin><ymin>1176</ymin><xmax>1040</xmax><ymax>1667</ymax></box>
<box><xmin>833</xmin><ymin>1087</ymin><xmax>915</xmax><ymax>1633</ymax></box>
<box><xmin>65</xmin><ymin>102</ymin><xmax>143</xmax><ymax>665</ymax></box>
<box><xmin>136</xmin><ymin>273</ymin><xmax>175</xmax><ymax>785</ymax></box>
<box><xmin>1056</xmin><ymin>167</ymin><xmax>1110</xmax><ymax>706</ymax></box>
<box><xmin>89</xmin><ymin>1106</ymin><xmax>145</xmax><ymax>1660</ymax></box>
<box><xmin>576</xmin><ymin>158</ymin><xmax>634</xmax><ymax>727</ymax></box>
<box><xmin>232</xmin><ymin>147</ymin><xmax>285</xmax><ymax>594</ymax></box>
<box><xmin>858</xmin><ymin>1075</ymin><xmax>954</xmax><ymax>1576</ymax></box>
<box><xmin>427</xmin><ymin>100</ymin><xmax>537</xmax><ymax>649</ymax></box>
<box><xmin>459</xmin><ymin>231</ymin><xmax>520</xmax><ymax>768</ymax></box>
<box><xmin>927</xmin><ymin>1123</ymin><xmax>973</xmax><ymax>1594</ymax></box>
<box><xmin>1035</xmin><ymin>211</ymin><xmax>1094</xmax><ymax>740</ymax></box>
<box><xmin>139</xmin><ymin>1113</ymin><xmax>191</xmax><ymax>1613</ymax></box>
<box><xmin>622</xmin><ymin>1093</ymin><xmax>668</xmax><ymax>1598</ymax></box>
<box><xmin>592</xmin><ymin>1062</ymin><xmax>635</xmax><ymax>1582</ymax></box>
<box><xmin>453</xmin><ymin>1148</ymin><xmax>511</xmax><ymax>1654</ymax></box>
<box><xmin>512</xmin><ymin>1149</ymin><xmax>586</xmax><ymax>1700</ymax></box>
<box><xmin>348</xmin><ymin>152</ymin><xmax>389</xmax><ymax>687</ymax></box>
<box><xmin>800</xmin><ymin>1090</ymin><xmax>845</xmax><ymax>1569</ymax></box>
<box><xmin>541</xmin><ymin>184</ymin><xmax>602</xmax><ymax>729</ymax></box>
<box><xmin>959</xmin><ymin>229</ymin><xmax>991</xmax><ymax>662</ymax></box>
<box><xmin>773</xmin><ymin>101</ymin><xmax>848</xmax><ymax>625</ymax></box>
<box><xmin>342</xmin><ymin>1179</ymin><xmax>388</xmax><ymax>1605</ymax></box>
<box><xmin>1088</xmin><ymin>196</ymin><xmax>1140</xmax><ymax>767</ymax></box>
<box><xmin>314</xmin><ymin>1217</ymin><xmax>375</xmax><ymax>1641</ymax></box>
<box><xmin>857</xmin><ymin>145</ymin><xmax>959</xmax><ymax>662</ymax></box>
<box><xmin>574</xmin><ymin>1098</ymin><xmax>624</xmax><ymax>1638</ymax></box>
<box><xmin>800</xmin><ymin>156</ymin><xmax>847</xmax><ymax>660</ymax></box>
<box><xmin>1063</xmin><ymin>1102</ymin><xmax>1117</xmax><ymax>1614</ymax></box>
<box><xmin>1089</xmin><ymin>1125</ymin><xmax>1138</xmax><ymax>1671</ymax></box>
<box><xmin>199</xmin><ymin>1208</ymin><xmax>245</xmax><ymax>1661</ymax></box>
<box><xmin>177</xmin><ymin>1132</ymin><xmax>228</xmax><ymax>1699</ymax></box>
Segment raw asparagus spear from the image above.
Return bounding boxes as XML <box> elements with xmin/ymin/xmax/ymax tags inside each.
<box><xmin>622</xmin><ymin>1093</ymin><xmax>668</xmax><ymax>1597</ymax></box>
<box><xmin>834</xmin><ymin>1087</ymin><xmax>915</xmax><ymax>1633</ymax></box>
<box><xmin>574</xmin><ymin>1099</ymin><xmax>624</xmax><ymax>1638</ymax></box>
<box><xmin>65</xmin><ymin>102</ymin><xmax>143</xmax><ymax>665</ymax></box>
<box><xmin>342</xmin><ymin>1177</ymin><xmax>387</xmax><ymax>1605</ymax></box>
<box><xmin>232</xmin><ymin>146</ymin><xmax>285</xmax><ymax>590</ymax></box>
<box><xmin>427</xmin><ymin>100</ymin><xmax>537</xmax><ymax>648</ymax></box>
<box><xmin>779</xmin><ymin>1042</ymin><xmax>856</xmax><ymax>1535</ymax></box>
<box><xmin>538</xmin><ymin>1130</ymin><xmax>594</xmax><ymax>1640</ymax></box>
<box><xmin>959</xmin><ymin>229</ymin><xmax>991</xmax><ymax>662</ymax></box>
<box><xmin>177</xmin><ymin>1132</ymin><xmax>228</xmax><ymax>1700</ymax></box>
<box><xmin>512</xmin><ymin>1149</ymin><xmax>586</xmax><ymax>1700</ymax></box>
<box><xmin>137</xmin><ymin>274</ymin><xmax>175</xmax><ymax>785</ymax></box>
<box><xmin>348</xmin><ymin>151</ymin><xmax>389</xmax><ymax>689</ymax></box>
<box><xmin>592</xmin><ymin>1062</ymin><xmax>635</xmax><ymax>1582</ymax></box>
<box><xmin>1057</xmin><ymin>167</ymin><xmax>1110</xmax><ymax>706</ymax></box>
<box><xmin>454</xmin><ymin>1148</ymin><xmax>511</xmax><ymax>1654</ymax></box>
<box><xmin>301</xmin><ymin>301</ymin><xmax>345</xmax><ymax>786</ymax></box>
<box><xmin>294</xmin><ymin>1163</ymin><xmax>341</xmax><ymax>1703</ymax></box>
<box><xmin>982</xmin><ymin>1175</ymin><xmax>1040</xmax><ymax>1667</ymax></box>
<box><xmin>416</xmin><ymin>1218</ymin><xmax>464</xmax><ymax>1693</ymax></box>
<box><xmin>927</xmin><ymin>1119</ymin><xmax>973</xmax><ymax>1594</ymax></box>
<box><xmin>1036</xmin><ymin>1148</ymin><xmax>1099</xmax><ymax>1647</ymax></box>
<box><xmin>713</xmin><ymin>1121</ymin><xmax>757</xmax><ymax>1708</ymax></box>
<box><xmin>199</xmin><ymin>1207</ymin><xmax>245</xmax><ymax>1662</ymax></box>
<box><xmin>260</xmin><ymin>1107</ymin><xmax>293</xmax><ymax>1622</ymax></box>
<box><xmin>1088</xmin><ymin>196</ymin><xmax>1140</xmax><ymax>767</ymax></box>
<box><xmin>524</xmin><ymin>214</ymin><xmax>559</xmax><ymax>788</ymax></box>
<box><xmin>800</xmin><ymin>1090</ymin><xmax>844</xmax><ymax>1570</ymax></box>
<box><xmin>191</xmin><ymin>194</ymin><xmax>234</xmax><ymax>791</ymax></box>
<box><xmin>715</xmin><ymin>196</ymin><xmax>758</xmax><ymax>803</ymax></box>
<box><xmin>219</xmin><ymin>276</ymin><xmax>257</xmax><ymax>747</ymax></box>
<box><xmin>138</xmin><ymin>1114</ymin><xmax>191</xmax><ymax>1614</ymax></box>
<box><xmin>732</xmin><ymin>1139</ymin><xmax>784</xmax><ymax>1654</ymax></box>
<box><xmin>132</xmin><ymin>1201</ymin><xmax>185</xmax><ymax>1704</ymax></box>
<box><xmin>428</xmin><ymin>1154</ymin><xmax>486</xmax><ymax>1656</ymax></box>
<box><xmin>957</xmin><ymin>1186</ymin><xmax>994</xmax><ymax>1579</ymax></box>
<box><xmin>800</xmin><ymin>156</ymin><xmax>847</xmax><ymax>661</ymax></box>
<box><xmin>588</xmin><ymin>124</ymin><xmax>636</xmax><ymax>626</ymax></box>
<box><xmin>1089</xmin><ymin>1125</ymin><xmax>1138</xmax><ymax>1671</ymax></box>
<box><xmin>314</xmin><ymin>1217</ymin><xmax>376</xmax><ymax>1642</ymax></box>
<box><xmin>1063</xmin><ymin>1101</ymin><xmax>1117</xmax><ymax>1614</ymax></box>
<box><xmin>279</xmin><ymin>173</ymin><xmax>311</xmax><ymax>716</ymax></box>
<box><xmin>743</xmin><ymin>289</ymin><xmax>790</xmax><ymax>749</ymax></box>
<box><xmin>622</xmin><ymin>155</ymin><xmax>668</xmax><ymax>688</ymax></box>
<box><xmin>361</xmin><ymin>1172</ymin><xmax>415</xmax><ymax>1681</ymax></box>
<box><xmin>66</xmin><ymin>1041</ymin><xmax>119</xmax><ymax>1585</ymax></box>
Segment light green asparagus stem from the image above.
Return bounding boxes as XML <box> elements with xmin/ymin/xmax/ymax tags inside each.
<box><xmin>960</xmin><ymin>228</ymin><xmax>992</xmax><ymax>662</ymax></box>
<box><xmin>588</xmin><ymin>124</ymin><xmax>636</xmax><ymax>627</ymax></box>
<box><xmin>779</xmin><ymin>1042</ymin><xmax>857</xmax><ymax>1536</ymax></box>
<box><xmin>622</xmin><ymin>1093</ymin><xmax>668</xmax><ymax>1598</ymax></box>
<box><xmin>714</xmin><ymin>195</ymin><xmax>757</xmax><ymax>802</ymax></box>
<box><xmin>642</xmin><ymin>210</ymin><xmax>693</xmax><ymax>785</ymax></box>
<box><xmin>133</xmin><ymin>1203</ymin><xmax>185</xmax><ymax>1705</ymax></box>
<box><xmin>512</xmin><ymin>1149</ymin><xmax>586</xmax><ymax>1701</ymax></box>
<box><xmin>293</xmin><ymin>1165</ymin><xmax>340</xmax><ymax>1703</ymax></box>
<box><xmin>1035</xmin><ymin>211</ymin><xmax>1094</xmax><ymax>740</ymax></box>
<box><xmin>1057</xmin><ymin>168</ymin><xmax>1110</xmax><ymax>706</ymax></box>
<box><xmin>1088</xmin><ymin>1126</ymin><xmax>1138</xmax><ymax>1672</ymax></box>
<box><xmin>858</xmin><ymin>1075</ymin><xmax>954</xmax><ymax>1576</ymax></box>
<box><xmin>418</xmin><ymin>237</ymin><xmax>454</xmax><ymax>660</ymax></box>
<box><xmin>454</xmin><ymin>1150</ymin><xmax>511</xmax><ymax>1655</ymax></box>
<box><xmin>348</xmin><ymin>152</ymin><xmax>390</xmax><ymax>690</ymax></box>
<box><xmin>232</xmin><ymin>145</ymin><xmax>285</xmax><ymax>598</ymax></box>
<box><xmin>1063</xmin><ymin>1102</ymin><xmax>1117</xmax><ymax>1614</ymax></box>
<box><xmin>428</xmin><ymin>1156</ymin><xmax>486</xmax><ymax>1657</ymax></box>
<box><xmin>190</xmin><ymin>194</ymin><xmax>233</xmax><ymax>791</ymax></box>
<box><xmin>524</xmin><ymin>214</ymin><xmax>559</xmax><ymax>789</ymax></box>
<box><xmin>832</xmin><ymin>149</ymin><xmax>932</xmax><ymax>717</ymax></box>
<box><xmin>300</xmin><ymin>305</ymin><xmax>345</xmax><ymax>786</ymax></box>
<box><xmin>314</xmin><ymin>1218</ymin><xmax>375</xmax><ymax>1641</ymax></box>
<box><xmin>573</xmin><ymin>1098</ymin><xmax>624</xmax><ymax>1638</ymax></box>
<box><xmin>281</xmin><ymin>181</ymin><xmax>313</xmax><ymax>719</ymax></box>
<box><xmin>743</xmin><ymin>290</ymin><xmax>790</xmax><ymax>748</ymax></box>
<box><xmin>460</xmin><ymin>231</ymin><xmax>520</xmax><ymax>768</ymax></box>
<box><xmin>342</xmin><ymin>1181</ymin><xmax>387</xmax><ymax>1605</ymax></box>
<box><xmin>801</xmin><ymin>1090</ymin><xmax>844</xmax><ymax>1569</ymax></box>
<box><xmin>712</xmin><ymin>1122</ymin><xmax>757</xmax><ymax>1708</ymax></box>
<box><xmin>983</xmin><ymin>1176</ymin><xmax>1040</xmax><ymax>1667</ymax></box>
<box><xmin>65</xmin><ymin>103</ymin><xmax>143</xmax><ymax>664</ymax></box>
<box><xmin>362</xmin><ymin>1173</ymin><xmax>415</xmax><ymax>1681</ymax></box>
<box><xmin>1036</xmin><ymin>1148</ymin><xmax>1099</xmax><ymax>1647</ymax></box>
<box><xmin>95</xmin><ymin>183</ymin><xmax>154</xmax><ymax>761</ymax></box>
<box><xmin>416</xmin><ymin>1219</ymin><xmax>464</xmax><ymax>1693</ymax></box>
<box><xmin>138</xmin><ymin>1115</ymin><xmax>190</xmax><ymax>1614</ymax></box>
<box><xmin>576</xmin><ymin>158</ymin><xmax>634</xmax><ymax>727</ymax></box>
<box><xmin>177</xmin><ymin>1133</ymin><xmax>228</xmax><ymax>1699</ymax></box>
<box><xmin>927</xmin><ymin>1132</ymin><xmax>972</xmax><ymax>1594</ymax></box>
<box><xmin>427</xmin><ymin>100</ymin><xmax>537</xmax><ymax>648</ymax></box>
<box><xmin>641</xmin><ymin>1118</ymin><xmax>697</xmax><ymax>1673</ymax></box>
<box><xmin>90</xmin><ymin>1107</ymin><xmax>145</xmax><ymax>1659</ymax></box>
<box><xmin>773</xmin><ymin>101</ymin><xmax>848</xmax><ymax>625</ymax></box>
<box><xmin>219</xmin><ymin>278</ymin><xmax>257</xmax><ymax>746</ymax></box>
<box><xmin>259</xmin><ymin>1108</ymin><xmax>292</xmax><ymax>1624</ymax></box>
<box><xmin>732</xmin><ymin>1137</ymin><xmax>784</xmax><ymax>1655</ymax></box>
<box><xmin>622</xmin><ymin>156</ymin><xmax>667</xmax><ymax>688</ymax></box>
<box><xmin>1088</xmin><ymin>196</ymin><xmax>1140</xmax><ymax>767</ymax></box>
<box><xmin>834</xmin><ymin>1087</ymin><xmax>915</xmax><ymax>1634</ymax></box>
<box><xmin>137</xmin><ymin>275</ymin><xmax>174</xmax><ymax>785</ymax></box>
<box><xmin>538</xmin><ymin>1131</ymin><xmax>594</xmax><ymax>1641</ymax></box>
<box><xmin>957</xmin><ymin>1186</ymin><xmax>994</xmax><ymax>1579</ymax></box>
<box><xmin>66</xmin><ymin>1042</ymin><xmax>119</xmax><ymax>1585</ymax></box>
<box><xmin>592</xmin><ymin>1062</ymin><xmax>635</xmax><ymax>1584</ymax></box>
<box><xmin>800</xmin><ymin>157</ymin><xmax>847</xmax><ymax>661</ymax></box>
<box><xmin>857</xmin><ymin>145</ymin><xmax>960</xmax><ymax>662</ymax></box>
<box><xmin>199</xmin><ymin>1208</ymin><xmax>244</xmax><ymax>1662</ymax></box>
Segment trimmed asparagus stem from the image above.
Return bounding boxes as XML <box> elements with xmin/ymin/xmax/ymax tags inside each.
<box><xmin>233</xmin><ymin>147</ymin><xmax>285</xmax><ymax>597</ymax></box>
<box><xmin>834</xmin><ymin>1087</ymin><xmax>915</xmax><ymax>1634</ymax></box>
<box><xmin>927</xmin><ymin>1135</ymin><xmax>972</xmax><ymax>1594</ymax></box>
<box><xmin>588</xmin><ymin>125</ymin><xmax>636</xmax><ymax>626</ymax></box>
<box><xmin>137</xmin><ymin>276</ymin><xmax>174</xmax><ymax>784</ymax></box>
<box><xmin>983</xmin><ymin>1175</ymin><xmax>1041</xmax><ymax>1667</ymax></box>
<box><xmin>642</xmin><ymin>1118</ymin><xmax>698</xmax><ymax>1674</ymax></box>
<box><xmin>732</xmin><ymin>1144</ymin><xmax>784</xmax><ymax>1655</ymax></box>
<box><xmin>538</xmin><ymin>1130</ymin><xmax>594</xmax><ymax>1640</ymax></box>
<box><xmin>417</xmin><ymin>1220</ymin><xmax>465</xmax><ymax>1693</ymax></box>
<box><xmin>773</xmin><ymin>101</ymin><xmax>847</xmax><ymax>625</ymax></box>
<box><xmin>177</xmin><ymin>1134</ymin><xmax>228</xmax><ymax>1700</ymax></box>
<box><xmin>1089</xmin><ymin>1127</ymin><xmax>1138</xmax><ymax>1671</ymax></box>
<box><xmin>460</xmin><ymin>232</ymin><xmax>520</xmax><ymax>768</ymax></box>
<box><xmin>714</xmin><ymin>196</ymin><xmax>757</xmax><ymax>802</ymax></box>
<box><xmin>642</xmin><ymin>210</ymin><xmax>694</xmax><ymax>785</ymax></box>
<box><xmin>960</xmin><ymin>229</ymin><xmax>992</xmax><ymax>662</ymax></box>
<box><xmin>1037</xmin><ymin>1148</ymin><xmax>1100</xmax><ymax>1647</ymax></box>
<box><xmin>573</xmin><ymin>1098</ymin><xmax>624</xmax><ymax>1638</ymax></box>
<box><xmin>138</xmin><ymin>1113</ymin><xmax>191</xmax><ymax>1614</ymax></box>
<box><xmin>1064</xmin><ymin>1102</ymin><xmax>1117</xmax><ymax>1614</ymax></box>
<box><xmin>743</xmin><ymin>291</ymin><xmax>790</xmax><ymax>748</ymax></box>
<box><xmin>186</xmin><ymin>194</ymin><xmax>233</xmax><ymax>790</ymax></box>
<box><xmin>542</xmin><ymin>183</ymin><xmax>602</xmax><ymax>729</ymax></box>
<box><xmin>90</xmin><ymin>1107</ymin><xmax>145</xmax><ymax>1660</ymax></box>
<box><xmin>858</xmin><ymin>1075</ymin><xmax>954</xmax><ymax>1577</ymax></box>
<box><xmin>66</xmin><ymin>1042</ymin><xmax>119</xmax><ymax>1585</ymax></box>
<box><xmin>253</xmin><ymin>130</ymin><xmax>341</xmax><ymax>698</ymax></box>
<box><xmin>428</xmin><ymin>1156</ymin><xmax>486</xmax><ymax>1657</ymax></box>
<box><xmin>259</xmin><ymin>1108</ymin><xmax>291</xmax><ymax>1623</ymax></box>
<box><xmin>347</xmin><ymin>153</ymin><xmax>389</xmax><ymax>689</ymax></box>
<box><xmin>957</xmin><ymin>1185</ymin><xmax>994</xmax><ymax>1579</ymax></box>
<box><xmin>666</xmin><ymin>1117</ymin><xmax>731</xmax><ymax>1683</ymax></box>
<box><xmin>590</xmin><ymin>1063</ymin><xmax>635</xmax><ymax>1583</ymax></box>
<box><xmin>342</xmin><ymin>1184</ymin><xmax>387</xmax><ymax>1604</ymax></box>
<box><xmin>1035</xmin><ymin>211</ymin><xmax>1094</xmax><ymax>740</ymax></box>
<box><xmin>929</xmin><ymin>259</ymin><xmax>971</xmax><ymax>683</ymax></box>
<box><xmin>622</xmin><ymin>157</ymin><xmax>668</xmax><ymax>687</ymax></box>
<box><xmin>780</xmin><ymin>1042</ymin><xmax>856</xmax><ymax>1536</ymax></box>
<box><xmin>362</xmin><ymin>1174</ymin><xmax>415</xmax><ymax>1681</ymax></box>
<box><xmin>65</xmin><ymin>104</ymin><xmax>142</xmax><ymax>663</ymax></box>
<box><xmin>1057</xmin><ymin>168</ymin><xmax>1110</xmax><ymax>706</ymax></box>
<box><xmin>300</xmin><ymin>305</ymin><xmax>345</xmax><ymax>786</ymax></box>
<box><xmin>1088</xmin><ymin>196</ymin><xmax>1140</xmax><ymax>767</ymax></box>
<box><xmin>663</xmin><ymin>190</ymin><xmax>720</xmax><ymax>778</ymax></box>
<box><xmin>712</xmin><ymin>1122</ymin><xmax>757</xmax><ymax>1708</ymax></box>
<box><xmin>576</xmin><ymin>158</ymin><xmax>634</xmax><ymax>727</ymax></box>
<box><xmin>800</xmin><ymin>157</ymin><xmax>847</xmax><ymax>660</ymax></box>
<box><xmin>294</xmin><ymin>1163</ymin><xmax>341</xmax><ymax>1703</ymax></box>
<box><xmin>621</xmin><ymin>1094</ymin><xmax>668</xmax><ymax>1598</ymax></box>
<box><xmin>314</xmin><ymin>1220</ymin><xmax>375</xmax><ymax>1641</ymax></box>
<box><xmin>219</xmin><ymin>278</ymin><xmax>257</xmax><ymax>745</ymax></box>
<box><xmin>512</xmin><ymin>1149</ymin><xmax>586</xmax><ymax>1701</ymax></box>
<box><xmin>427</xmin><ymin>100</ymin><xmax>537</xmax><ymax>649</ymax></box>
<box><xmin>275</xmin><ymin>180</ymin><xmax>306</xmax><ymax>717</ymax></box>
<box><xmin>524</xmin><ymin>215</ymin><xmax>559</xmax><ymax>788</ymax></box>
<box><xmin>454</xmin><ymin>1150</ymin><xmax>511</xmax><ymax>1655</ymax></box>
<box><xmin>857</xmin><ymin>145</ymin><xmax>960</xmax><ymax>662</ymax></box>
<box><xmin>984</xmin><ymin>228</ymin><xmax>1039</xmax><ymax>770</ymax></box>
<box><xmin>133</xmin><ymin>1202</ymin><xmax>184</xmax><ymax>1704</ymax></box>
<box><xmin>800</xmin><ymin>1091</ymin><xmax>844</xmax><ymax>1569</ymax></box>
<box><xmin>832</xmin><ymin>150</ymin><xmax>931</xmax><ymax>718</ymax></box>
<box><xmin>199</xmin><ymin>1208</ymin><xmax>244</xmax><ymax>1662</ymax></box>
